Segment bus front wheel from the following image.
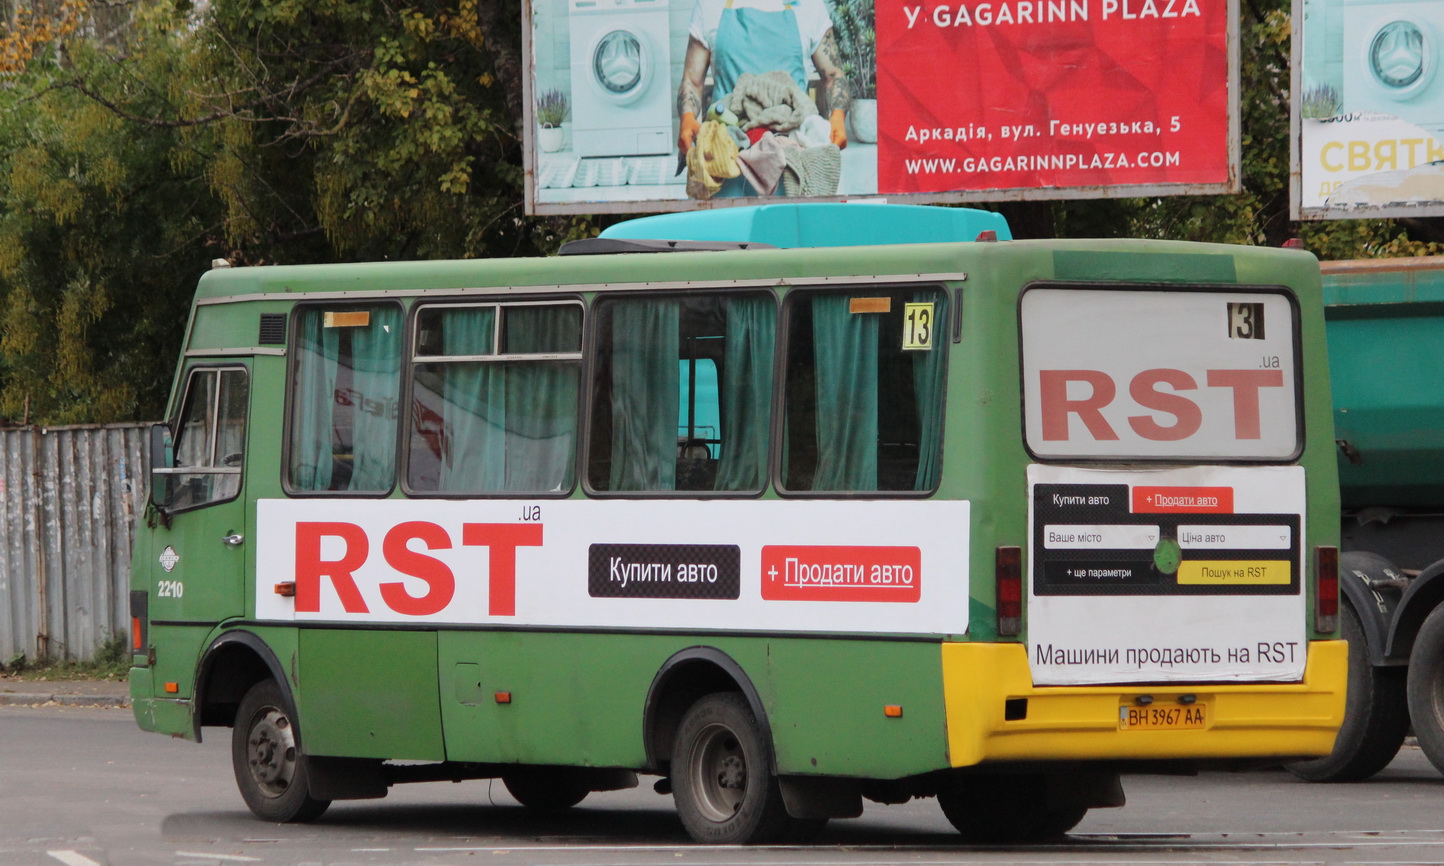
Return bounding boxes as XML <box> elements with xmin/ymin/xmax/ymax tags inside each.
<box><xmin>671</xmin><ymin>692</ymin><xmax>816</xmax><ymax>844</ymax></box>
<box><xmin>231</xmin><ymin>679</ymin><xmax>331</xmax><ymax>823</ymax></box>
<box><xmin>938</xmin><ymin>774</ymin><xmax>1086</xmax><ymax>842</ymax></box>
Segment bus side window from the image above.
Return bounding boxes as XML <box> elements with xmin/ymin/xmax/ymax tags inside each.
<box><xmin>287</xmin><ymin>304</ymin><xmax>403</xmax><ymax>493</ymax></box>
<box><xmin>407</xmin><ymin>302</ymin><xmax>582</xmax><ymax>495</ymax></box>
<box><xmin>167</xmin><ymin>368</ymin><xmax>248</xmax><ymax>511</ymax></box>
<box><xmin>588</xmin><ymin>292</ymin><xmax>775</xmax><ymax>494</ymax></box>
<box><xmin>782</xmin><ymin>288</ymin><xmax>948</xmax><ymax>493</ymax></box>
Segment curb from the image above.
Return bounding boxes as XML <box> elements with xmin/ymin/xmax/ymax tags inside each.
<box><xmin>0</xmin><ymin>693</ymin><xmax>129</xmax><ymax>708</ymax></box>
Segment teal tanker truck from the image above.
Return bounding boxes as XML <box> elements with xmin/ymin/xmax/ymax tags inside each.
<box><xmin>1290</xmin><ymin>256</ymin><xmax>1444</xmax><ymax>783</ymax></box>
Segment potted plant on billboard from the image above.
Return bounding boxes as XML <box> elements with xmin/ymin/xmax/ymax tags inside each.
<box><xmin>833</xmin><ymin>0</ymin><xmax>876</xmax><ymax>143</ymax></box>
<box><xmin>537</xmin><ymin>89</ymin><xmax>569</xmax><ymax>153</ymax></box>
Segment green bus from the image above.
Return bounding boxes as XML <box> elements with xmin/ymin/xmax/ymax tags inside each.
<box><xmin>130</xmin><ymin>203</ymin><xmax>1346</xmax><ymax>844</ymax></box>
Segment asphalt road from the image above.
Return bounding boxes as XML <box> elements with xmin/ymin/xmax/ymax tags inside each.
<box><xmin>4</xmin><ymin>703</ymin><xmax>1444</xmax><ymax>866</ymax></box>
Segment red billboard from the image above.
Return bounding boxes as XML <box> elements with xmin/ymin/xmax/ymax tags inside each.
<box><xmin>523</xmin><ymin>0</ymin><xmax>1238</xmax><ymax>215</ymax></box>
<box><xmin>878</xmin><ymin>0</ymin><xmax>1233</xmax><ymax>194</ymax></box>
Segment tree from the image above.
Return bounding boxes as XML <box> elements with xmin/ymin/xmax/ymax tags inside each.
<box><xmin>0</xmin><ymin>2</ymin><xmax>220</xmax><ymax>422</ymax></box>
<box><xmin>0</xmin><ymin>0</ymin><xmax>592</xmax><ymax>423</ymax></box>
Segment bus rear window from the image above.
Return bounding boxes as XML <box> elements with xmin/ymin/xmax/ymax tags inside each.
<box><xmin>1020</xmin><ymin>286</ymin><xmax>1301</xmax><ymax>461</ymax></box>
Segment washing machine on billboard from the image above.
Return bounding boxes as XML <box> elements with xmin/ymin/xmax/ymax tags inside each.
<box><xmin>569</xmin><ymin>0</ymin><xmax>672</xmax><ymax>157</ymax></box>
<box><xmin>1343</xmin><ymin>0</ymin><xmax>1444</xmax><ymax>134</ymax></box>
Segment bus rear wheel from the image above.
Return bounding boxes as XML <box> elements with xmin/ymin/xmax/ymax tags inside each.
<box><xmin>671</xmin><ymin>693</ymin><xmax>812</xmax><ymax>844</ymax></box>
<box><xmin>1287</xmin><ymin>601</ymin><xmax>1407</xmax><ymax>782</ymax></box>
<box><xmin>231</xmin><ymin>679</ymin><xmax>331</xmax><ymax>823</ymax></box>
<box><xmin>938</xmin><ymin>774</ymin><xmax>1086</xmax><ymax>842</ymax></box>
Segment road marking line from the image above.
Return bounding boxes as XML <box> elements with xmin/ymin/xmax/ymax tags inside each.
<box><xmin>174</xmin><ymin>853</ymin><xmax>261</xmax><ymax>862</ymax></box>
<box><xmin>47</xmin><ymin>852</ymin><xmax>101</xmax><ymax>866</ymax></box>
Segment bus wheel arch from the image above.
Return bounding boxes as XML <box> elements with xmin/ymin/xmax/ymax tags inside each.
<box><xmin>195</xmin><ymin>631</ymin><xmax>293</xmax><ymax>740</ymax></box>
<box><xmin>643</xmin><ymin>647</ymin><xmax>773</xmax><ymax>776</ymax></box>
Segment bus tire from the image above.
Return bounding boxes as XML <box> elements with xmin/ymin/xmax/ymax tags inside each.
<box><xmin>1288</xmin><ymin>602</ymin><xmax>1408</xmax><ymax>782</ymax></box>
<box><xmin>502</xmin><ymin>770</ymin><xmax>590</xmax><ymax>811</ymax></box>
<box><xmin>938</xmin><ymin>774</ymin><xmax>1084</xmax><ymax>842</ymax></box>
<box><xmin>671</xmin><ymin>692</ymin><xmax>796</xmax><ymax>844</ymax></box>
<box><xmin>1408</xmin><ymin>604</ymin><xmax>1444</xmax><ymax>776</ymax></box>
<box><xmin>232</xmin><ymin>679</ymin><xmax>331</xmax><ymax>823</ymax></box>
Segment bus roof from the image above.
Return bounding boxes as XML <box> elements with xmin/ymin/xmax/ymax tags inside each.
<box><xmin>598</xmin><ymin>203</ymin><xmax>1013</xmax><ymax>248</ymax></box>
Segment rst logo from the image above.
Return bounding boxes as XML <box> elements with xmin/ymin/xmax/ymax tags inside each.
<box><xmin>1039</xmin><ymin>368</ymin><xmax>1284</xmax><ymax>442</ymax></box>
<box><xmin>294</xmin><ymin>521</ymin><xmax>542</xmax><ymax>617</ymax></box>
<box><xmin>1020</xmin><ymin>288</ymin><xmax>1299</xmax><ymax>460</ymax></box>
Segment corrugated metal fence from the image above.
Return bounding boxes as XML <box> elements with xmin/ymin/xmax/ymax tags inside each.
<box><xmin>0</xmin><ymin>423</ymin><xmax>151</xmax><ymax>662</ymax></box>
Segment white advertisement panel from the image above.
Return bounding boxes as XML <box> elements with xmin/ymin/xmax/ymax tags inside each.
<box><xmin>1021</xmin><ymin>287</ymin><xmax>1301</xmax><ymax>461</ymax></box>
<box><xmin>255</xmin><ymin>498</ymin><xmax>970</xmax><ymax>636</ymax></box>
<box><xmin>1027</xmin><ymin>464</ymin><xmax>1308</xmax><ymax>685</ymax></box>
<box><xmin>1294</xmin><ymin>0</ymin><xmax>1444</xmax><ymax>219</ymax></box>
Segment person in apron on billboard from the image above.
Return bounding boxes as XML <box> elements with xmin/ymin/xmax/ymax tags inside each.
<box><xmin>677</xmin><ymin>0</ymin><xmax>851</xmax><ymax>197</ymax></box>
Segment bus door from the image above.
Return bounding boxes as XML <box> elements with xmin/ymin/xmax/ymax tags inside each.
<box><xmin>147</xmin><ymin>362</ymin><xmax>251</xmax><ymax>688</ymax></box>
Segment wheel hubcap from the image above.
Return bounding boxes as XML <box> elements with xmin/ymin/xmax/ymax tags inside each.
<box><xmin>689</xmin><ymin>724</ymin><xmax>748</xmax><ymax>822</ymax></box>
<box><xmin>247</xmin><ymin>707</ymin><xmax>298</xmax><ymax>799</ymax></box>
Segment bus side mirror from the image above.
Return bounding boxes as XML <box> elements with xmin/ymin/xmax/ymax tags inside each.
<box><xmin>149</xmin><ymin>423</ymin><xmax>175</xmax><ymax>509</ymax></box>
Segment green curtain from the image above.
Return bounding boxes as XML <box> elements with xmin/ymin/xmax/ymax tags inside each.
<box><xmin>812</xmin><ymin>294</ymin><xmax>878</xmax><ymax>490</ymax></box>
<box><xmin>347</xmin><ymin>306</ymin><xmax>403</xmax><ymax>491</ymax></box>
<box><xmin>439</xmin><ymin>307</ymin><xmax>505</xmax><ymax>491</ymax></box>
<box><xmin>715</xmin><ymin>295</ymin><xmax>775</xmax><ymax>491</ymax></box>
<box><xmin>503</xmin><ymin>305</ymin><xmax>580</xmax><ymax>491</ymax></box>
<box><xmin>291</xmin><ymin>310</ymin><xmax>341</xmax><ymax>491</ymax></box>
<box><xmin>609</xmin><ymin>300</ymin><xmax>680</xmax><ymax>491</ymax></box>
<box><xmin>912</xmin><ymin>292</ymin><xmax>947</xmax><ymax>491</ymax></box>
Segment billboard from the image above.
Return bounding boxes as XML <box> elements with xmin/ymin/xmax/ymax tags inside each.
<box><xmin>524</xmin><ymin>0</ymin><xmax>1239</xmax><ymax>215</ymax></box>
<box><xmin>1292</xmin><ymin>0</ymin><xmax>1444</xmax><ymax>219</ymax></box>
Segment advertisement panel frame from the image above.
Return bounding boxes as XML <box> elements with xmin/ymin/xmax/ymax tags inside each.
<box><xmin>523</xmin><ymin>0</ymin><xmax>1241</xmax><ymax>216</ymax></box>
<box><xmin>1291</xmin><ymin>0</ymin><xmax>1444</xmax><ymax>220</ymax></box>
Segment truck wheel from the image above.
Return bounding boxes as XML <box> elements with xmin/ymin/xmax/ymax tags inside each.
<box><xmin>1288</xmin><ymin>602</ymin><xmax>1408</xmax><ymax>781</ymax></box>
<box><xmin>232</xmin><ymin>679</ymin><xmax>331</xmax><ymax>822</ymax></box>
<box><xmin>502</xmin><ymin>770</ymin><xmax>590</xmax><ymax>810</ymax></box>
<box><xmin>671</xmin><ymin>693</ymin><xmax>800</xmax><ymax>844</ymax></box>
<box><xmin>1408</xmin><ymin>604</ymin><xmax>1444</xmax><ymax>776</ymax></box>
<box><xmin>938</xmin><ymin>774</ymin><xmax>1086</xmax><ymax>842</ymax></box>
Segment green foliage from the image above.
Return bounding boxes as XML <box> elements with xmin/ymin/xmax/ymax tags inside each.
<box><xmin>0</xmin><ymin>16</ymin><xmax>217</xmax><ymax>423</ymax></box>
<box><xmin>0</xmin><ymin>633</ymin><xmax>129</xmax><ymax>679</ymax></box>
<box><xmin>0</xmin><ymin>0</ymin><xmax>590</xmax><ymax>424</ymax></box>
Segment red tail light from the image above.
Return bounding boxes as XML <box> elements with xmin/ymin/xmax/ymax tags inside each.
<box><xmin>997</xmin><ymin>546</ymin><xmax>1022</xmax><ymax>637</ymax></box>
<box><xmin>1316</xmin><ymin>546</ymin><xmax>1339</xmax><ymax>634</ymax></box>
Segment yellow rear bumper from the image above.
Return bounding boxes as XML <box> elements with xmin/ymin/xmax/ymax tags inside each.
<box><xmin>942</xmin><ymin>640</ymin><xmax>1347</xmax><ymax>767</ymax></box>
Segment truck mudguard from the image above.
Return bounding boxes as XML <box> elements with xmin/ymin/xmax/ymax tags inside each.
<box><xmin>1340</xmin><ymin>552</ymin><xmax>1409</xmax><ymax>666</ymax></box>
<box><xmin>1385</xmin><ymin>559</ymin><xmax>1444</xmax><ymax>663</ymax></box>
